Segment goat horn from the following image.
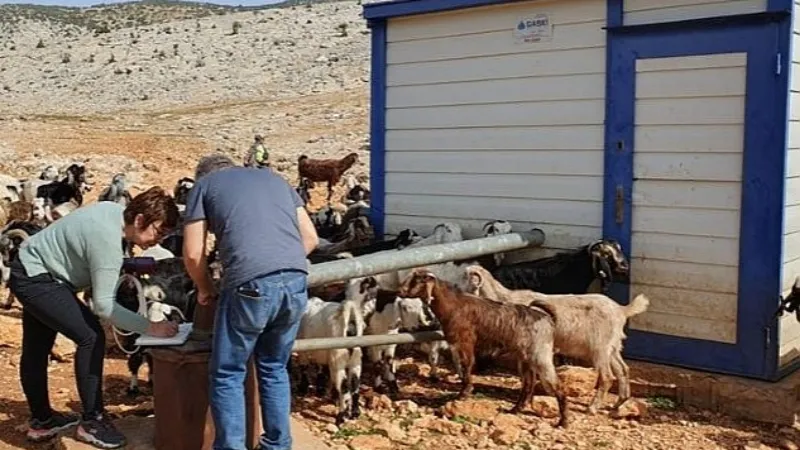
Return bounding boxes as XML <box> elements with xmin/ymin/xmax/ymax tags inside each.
<box><xmin>4</xmin><ymin>229</ymin><xmax>29</xmax><ymax>240</ymax></box>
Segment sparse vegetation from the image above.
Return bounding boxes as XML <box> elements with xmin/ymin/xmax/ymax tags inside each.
<box><xmin>647</xmin><ymin>396</ymin><xmax>678</xmax><ymax>410</ymax></box>
<box><xmin>0</xmin><ymin>0</ymin><xmax>345</xmax><ymax>36</ymax></box>
<box><xmin>336</xmin><ymin>22</ymin><xmax>348</xmax><ymax>37</ymax></box>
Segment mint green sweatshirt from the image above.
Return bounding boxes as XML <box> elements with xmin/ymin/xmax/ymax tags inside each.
<box><xmin>18</xmin><ymin>202</ymin><xmax>151</xmax><ymax>334</ymax></box>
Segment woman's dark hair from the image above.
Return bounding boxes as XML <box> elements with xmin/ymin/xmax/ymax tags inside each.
<box><xmin>123</xmin><ymin>186</ymin><xmax>180</xmax><ymax>233</ymax></box>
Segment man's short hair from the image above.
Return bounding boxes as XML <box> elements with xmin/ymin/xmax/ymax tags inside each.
<box><xmin>195</xmin><ymin>153</ymin><xmax>236</xmax><ymax>180</ymax></box>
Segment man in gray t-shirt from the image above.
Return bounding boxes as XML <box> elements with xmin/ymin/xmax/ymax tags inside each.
<box><xmin>182</xmin><ymin>154</ymin><xmax>319</xmax><ymax>450</ymax></box>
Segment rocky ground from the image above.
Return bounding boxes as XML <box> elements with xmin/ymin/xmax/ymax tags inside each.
<box><xmin>0</xmin><ymin>0</ymin><xmax>797</xmax><ymax>449</ymax></box>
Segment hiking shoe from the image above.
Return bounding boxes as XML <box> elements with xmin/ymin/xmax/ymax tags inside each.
<box><xmin>26</xmin><ymin>411</ymin><xmax>80</xmax><ymax>442</ymax></box>
<box><xmin>75</xmin><ymin>413</ymin><xmax>127</xmax><ymax>449</ymax></box>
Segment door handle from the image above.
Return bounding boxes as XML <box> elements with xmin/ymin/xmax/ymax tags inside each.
<box><xmin>615</xmin><ymin>185</ymin><xmax>625</xmax><ymax>224</ymax></box>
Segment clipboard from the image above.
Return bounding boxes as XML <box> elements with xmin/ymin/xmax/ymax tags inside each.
<box><xmin>134</xmin><ymin>322</ymin><xmax>193</xmax><ymax>346</ymax></box>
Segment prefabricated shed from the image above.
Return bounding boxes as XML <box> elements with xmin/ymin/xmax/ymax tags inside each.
<box><xmin>362</xmin><ymin>0</ymin><xmax>800</xmax><ymax>381</ymax></box>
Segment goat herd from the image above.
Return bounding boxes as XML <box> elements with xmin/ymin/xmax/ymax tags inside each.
<box><xmin>2</xmin><ymin>159</ymin><xmax>800</xmax><ymax>434</ymax></box>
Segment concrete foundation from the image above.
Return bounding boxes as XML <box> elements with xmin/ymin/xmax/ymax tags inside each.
<box><xmin>624</xmin><ymin>361</ymin><xmax>800</xmax><ymax>426</ymax></box>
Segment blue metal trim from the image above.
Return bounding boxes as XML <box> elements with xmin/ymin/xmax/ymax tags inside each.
<box><xmin>368</xmin><ymin>19</ymin><xmax>387</xmax><ymax>239</ymax></box>
<box><xmin>768</xmin><ymin>0</ymin><xmax>792</xmax><ymax>12</ymax></box>
<box><xmin>604</xmin><ymin>20</ymin><xmax>787</xmax><ymax>380</ymax></box>
<box><xmin>607</xmin><ymin>0</ymin><xmax>622</xmax><ymax>28</ymax></box>
<box><xmin>773</xmin><ymin>0</ymin><xmax>795</xmax><ymax>378</ymax></box>
<box><xmin>607</xmin><ymin>11</ymin><xmax>789</xmax><ymax>33</ymax></box>
<box><xmin>363</xmin><ymin>0</ymin><xmax>523</xmax><ymax>20</ymax></box>
<box><xmin>363</xmin><ymin>0</ymin><xmax>791</xmax><ymax>20</ymax></box>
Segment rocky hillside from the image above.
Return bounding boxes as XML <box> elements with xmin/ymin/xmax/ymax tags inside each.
<box><xmin>0</xmin><ymin>0</ymin><xmax>373</xmax><ymax>191</ymax></box>
<box><xmin>0</xmin><ymin>0</ymin><xmax>370</xmax><ymax>116</ymax></box>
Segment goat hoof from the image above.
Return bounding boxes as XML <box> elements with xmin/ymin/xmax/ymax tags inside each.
<box><xmin>587</xmin><ymin>405</ymin><xmax>599</xmax><ymax>415</ymax></box>
<box><xmin>1</xmin><ymin>303</ymin><xmax>11</xmax><ymax>310</ymax></box>
<box><xmin>611</xmin><ymin>398</ymin><xmax>629</xmax><ymax>411</ymax></box>
<box><xmin>429</xmin><ymin>375</ymin><xmax>440</xmax><ymax>383</ymax></box>
<box><xmin>126</xmin><ymin>387</ymin><xmax>140</xmax><ymax>397</ymax></box>
<box><xmin>506</xmin><ymin>406</ymin><xmax>522</xmax><ymax>415</ymax></box>
<box><xmin>388</xmin><ymin>381</ymin><xmax>399</xmax><ymax>395</ymax></box>
<box><xmin>556</xmin><ymin>414</ymin><xmax>572</xmax><ymax>428</ymax></box>
<box><xmin>334</xmin><ymin>413</ymin><xmax>348</xmax><ymax>427</ymax></box>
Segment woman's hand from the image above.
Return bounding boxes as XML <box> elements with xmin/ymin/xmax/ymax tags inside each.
<box><xmin>147</xmin><ymin>320</ymin><xmax>179</xmax><ymax>337</ymax></box>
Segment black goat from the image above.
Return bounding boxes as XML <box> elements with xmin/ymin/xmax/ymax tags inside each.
<box><xmin>113</xmin><ymin>257</ymin><xmax>197</xmax><ymax>396</ymax></box>
<box><xmin>348</xmin><ymin>229</ymin><xmax>420</xmax><ymax>256</ymax></box>
<box><xmin>489</xmin><ymin>239</ymin><xmax>629</xmax><ymax>295</ymax></box>
<box><xmin>173</xmin><ymin>177</ymin><xmax>195</xmax><ymax>206</ymax></box>
<box><xmin>777</xmin><ymin>277</ymin><xmax>800</xmax><ymax>322</ymax></box>
<box><xmin>98</xmin><ymin>173</ymin><xmax>132</xmax><ymax>206</ymax></box>
<box><xmin>296</xmin><ymin>178</ymin><xmax>313</xmax><ymax>208</ymax></box>
<box><xmin>0</xmin><ymin>221</ymin><xmax>45</xmax><ymax>309</ymax></box>
<box><xmin>307</xmin><ymin>252</ymin><xmax>351</xmax><ymax>265</ymax></box>
<box><xmin>36</xmin><ymin>164</ymin><xmax>87</xmax><ymax>206</ymax></box>
<box><xmin>345</xmin><ymin>184</ymin><xmax>370</xmax><ymax>204</ymax></box>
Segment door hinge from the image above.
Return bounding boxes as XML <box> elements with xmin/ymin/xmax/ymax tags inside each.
<box><xmin>615</xmin><ymin>185</ymin><xmax>625</xmax><ymax>224</ymax></box>
<box><xmin>776</xmin><ymin>52</ymin><xmax>782</xmax><ymax>76</ymax></box>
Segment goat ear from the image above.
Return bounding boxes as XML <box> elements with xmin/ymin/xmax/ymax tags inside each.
<box><xmin>358</xmin><ymin>277</ymin><xmax>378</xmax><ymax>294</ymax></box>
<box><xmin>469</xmin><ymin>271</ymin><xmax>484</xmax><ymax>289</ymax></box>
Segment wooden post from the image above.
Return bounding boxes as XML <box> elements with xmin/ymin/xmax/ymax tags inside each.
<box><xmin>150</xmin><ymin>345</ymin><xmax>262</xmax><ymax>450</ymax></box>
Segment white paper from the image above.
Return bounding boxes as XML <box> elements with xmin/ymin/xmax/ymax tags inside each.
<box><xmin>135</xmin><ymin>322</ymin><xmax>193</xmax><ymax>346</ymax></box>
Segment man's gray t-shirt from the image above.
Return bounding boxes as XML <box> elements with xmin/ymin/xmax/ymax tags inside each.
<box><xmin>183</xmin><ymin>166</ymin><xmax>307</xmax><ymax>290</ymax></box>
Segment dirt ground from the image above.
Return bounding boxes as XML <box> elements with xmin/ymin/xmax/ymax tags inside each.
<box><xmin>0</xmin><ymin>113</ymin><xmax>797</xmax><ymax>450</ymax></box>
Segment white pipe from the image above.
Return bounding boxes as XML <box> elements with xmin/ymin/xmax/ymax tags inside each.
<box><xmin>307</xmin><ymin>228</ymin><xmax>545</xmax><ymax>287</ymax></box>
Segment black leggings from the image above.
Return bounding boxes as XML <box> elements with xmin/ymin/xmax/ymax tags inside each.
<box><xmin>9</xmin><ymin>257</ymin><xmax>105</xmax><ymax>422</ymax></box>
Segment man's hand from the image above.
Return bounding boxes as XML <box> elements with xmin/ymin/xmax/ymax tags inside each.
<box><xmin>147</xmin><ymin>320</ymin><xmax>179</xmax><ymax>338</ymax></box>
<box><xmin>197</xmin><ymin>288</ymin><xmax>217</xmax><ymax>306</ymax></box>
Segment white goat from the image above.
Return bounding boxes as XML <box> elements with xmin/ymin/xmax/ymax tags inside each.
<box><xmin>140</xmin><ymin>244</ymin><xmax>175</xmax><ymax>261</ymax></box>
<box><xmin>374</xmin><ymin>260</ymin><xmax>471</xmax><ymax>292</ymax></box>
<box><xmin>50</xmin><ymin>200</ymin><xmax>79</xmax><ymax>221</ymax></box>
<box><xmin>405</xmin><ymin>222</ymin><xmax>463</xmax><ymax>249</ymax></box>
<box><xmin>482</xmin><ymin>219</ymin><xmax>513</xmax><ymax>267</ymax></box>
<box><xmin>294</xmin><ymin>276</ymin><xmax>376</xmax><ymax>425</ymax></box>
<box><xmin>0</xmin><ymin>174</ymin><xmax>22</xmax><ymax>202</ymax></box>
<box><xmin>40</xmin><ymin>165</ymin><xmax>60</xmax><ymax>181</ymax></box>
<box><xmin>370</xmin><ymin>222</ymin><xmax>466</xmax><ymax>291</ymax></box>
<box><xmin>362</xmin><ymin>291</ymin><xmax>433</xmax><ymax>394</ymax></box>
<box><xmin>462</xmin><ymin>264</ymin><xmax>650</xmax><ymax>413</ymax></box>
<box><xmin>31</xmin><ymin>198</ymin><xmax>51</xmax><ymax>225</ymax></box>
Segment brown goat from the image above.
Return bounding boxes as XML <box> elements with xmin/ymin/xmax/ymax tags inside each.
<box><xmin>297</xmin><ymin>152</ymin><xmax>359</xmax><ymax>202</ymax></box>
<box><xmin>398</xmin><ymin>269</ymin><xmax>570</xmax><ymax>427</ymax></box>
<box><xmin>463</xmin><ymin>264</ymin><xmax>649</xmax><ymax>414</ymax></box>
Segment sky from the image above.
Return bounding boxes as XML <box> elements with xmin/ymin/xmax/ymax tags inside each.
<box><xmin>0</xmin><ymin>0</ymin><xmax>284</xmax><ymax>6</ymax></box>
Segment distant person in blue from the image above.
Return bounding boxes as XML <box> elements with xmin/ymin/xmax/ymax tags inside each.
<box><xmin>182</xmin><ymin>154</ymin><xmax>319</xmax><ymax>450</ymax></box>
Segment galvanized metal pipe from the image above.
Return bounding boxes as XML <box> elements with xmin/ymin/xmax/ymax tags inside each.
<box><xmin>307</xmin><ymin>228</ymin><xmax>546</xmax><ymax>287</ymax></box>
<box><xmin>293</xmin><ymin>330</ymin><xmax>446</xmax><ymax>352</ymax></box>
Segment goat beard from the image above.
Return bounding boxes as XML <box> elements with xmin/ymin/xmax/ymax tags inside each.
<box><xmin>593</xmin><ymin>255</ymin><xmax>614</xmax><ymax>287</ymax></box>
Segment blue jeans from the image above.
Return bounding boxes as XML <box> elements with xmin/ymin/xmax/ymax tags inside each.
<box><xmin>209</xmin><ymin>270</ymin><xmax>308</xmax><ymax>450</ymax></box>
